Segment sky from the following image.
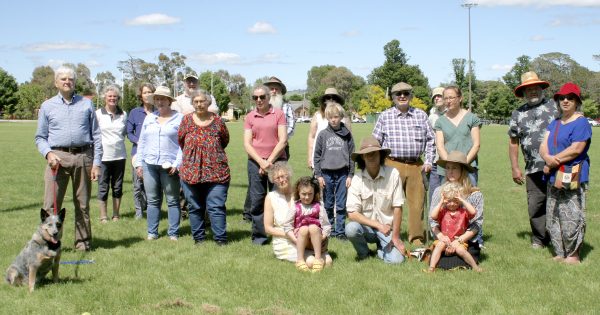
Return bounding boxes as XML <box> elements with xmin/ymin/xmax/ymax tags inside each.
<box><xmin>1</xmin><ymin>0</ymin><xmax>599</xmax><ymax>92</ymax></box>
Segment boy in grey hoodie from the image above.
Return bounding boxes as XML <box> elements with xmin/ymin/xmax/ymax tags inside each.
<box><xmin>313</xmin><ymin>102</ymin><xmax>355</xmax><ymax>239</ymax></box>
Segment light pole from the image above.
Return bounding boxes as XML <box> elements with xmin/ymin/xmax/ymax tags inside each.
<box><xmin>462</xmin><ymin>2</ymin><xmax>477</xmax><ymax>111</ymax></box>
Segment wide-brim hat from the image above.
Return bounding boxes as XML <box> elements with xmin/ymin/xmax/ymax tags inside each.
<box><xmin>436</xmin><ymin>151</ymin><xmax>474</xmax><ymax>173</ymax></box>
<box><xmin>553</xmin><ymin>82</ymin><xmax>582</xmax><ymax>104</ymax></box>
<box><xmin>391</xmin><ymin>82</ymin><xmax>413</xmax><ymax>94</ymax></box>
<box><xmin>149</xmin><ymin>86</ymin><xmax>175</xmax><ymax>104</ymax></box>
<box><xmin>351</xmin><ymin>136</ymin><xmax>391</xmax><ymax>162</ymax></box>
<box><xmin>319</xmin><ymin>87</ymin><xmax>345</xmax><ymax>105</ymax></box>
<box><xmin>514</xmin><ymin>71</ymin><xmax>549</xmax><ymax>97</ymax></box>
<box><xmin>264</xmin><ymin>76</ymin><xmax>287</xmax><ymax>95</ymax></box>
<box><xmin>431</xmin><ymin>87</ymin><xmax>444</xmax><ymax>101</ymax></box>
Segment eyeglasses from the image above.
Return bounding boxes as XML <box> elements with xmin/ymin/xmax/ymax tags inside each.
<box><xmin>393</xmin><ymin>91</ymin><xmax>411</xmax><ymax>97</ymax></box>
<box><xmin>252</xmin><ymin>95</ymin><xmax>267</xmax><ymax>101</ymax></box>
<box><xmin>324</xmin><ymin>95</ymin><xmax>335</xmax><ymax>101</ymax></box>
<box><xmin>557</xmin><ymin>95</ymin><xmax>576</xmax><ymax>102</ymax></box>
<box><xmin>193</xmin><ymin>99</ymin><xmax>208</xmax><ymax>104</ymax></box>
<box><xmin>443</xmin><ymin>96</ymin><xmax>459</xmax><ymax>101</ymax></box>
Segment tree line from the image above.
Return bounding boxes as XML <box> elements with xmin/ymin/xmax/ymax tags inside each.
<box><xmin>1</xmin><ymin>39</ymin><xmax>598</xmax><ymax>120</ymax></box>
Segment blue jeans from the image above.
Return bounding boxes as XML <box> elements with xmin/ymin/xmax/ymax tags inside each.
<box><xmin>345</xmin><ymin>221</ymin><xmax>405</xmax><ymax>264</ymax></box>
<box><xmin>322</xmin><ymin>169</ymin><xmax>348</xmax><ymax>236</ymax></box>
<box><xmin>132</xmin><ymin>165</ymin><xmax>147</xmax><ymax>217</ymax></box>
<box><xmin>181</xmin><ymin>181</ymin><xmax>228</xmax><ymax>242</ymax></box>
<box><xmin>247</xmin><ymin>159</ymin><xmax>273</xmax><ymax>245</ymax></box>
<box><xmin>143</xmin><ymin>163</ymin><xmax>181</xmax><ymax>238</ymax></box>
<box><xmin>428</xmin><ymin>164</ymin><xmax>444</xmax><ymax>206</ymax></box>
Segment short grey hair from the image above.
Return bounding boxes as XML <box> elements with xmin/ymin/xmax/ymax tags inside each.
<box><xmin>254</xmin><ymin>85</ymin><xmax>271</xmax><ymax>100</ymax></box>
<box><xmin>267</xmin><ymin>161</ymin><xmax>293</xmax><ymax>183</ymax></box>
<box><xmin>54</xmin><ymin>66</ymin><xmax>76</xmax><ymax>81</ymax></box>
<box><xmin>102</xmin><ymin>84</ymin><xmax>121</xmax><ymax>99</ymax></box>
<box><xmin>189</xmin><ymin>89</ymin><xmax>212</xmax><ymax>105</ymax></box>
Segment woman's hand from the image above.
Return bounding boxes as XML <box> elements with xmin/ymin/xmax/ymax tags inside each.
<box><xmin>543</xmin><ymin>165</ymin><xmax>551</xmax><ymax>175</ymax></box>
<box><xmin>168</xmin><ymin>167</ymin><xmax>177</xmax><ymax>176</ymax></box>
<box><xmin>136</xmin><ymin>166</ymin><xmax>143</xmax><ymax>179</ymax></box>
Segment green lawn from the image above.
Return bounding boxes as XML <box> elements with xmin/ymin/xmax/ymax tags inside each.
<box><xmin>1</xmin><ymin>121</ymin><xmax>598</xmax><ymax>314</ymax></box>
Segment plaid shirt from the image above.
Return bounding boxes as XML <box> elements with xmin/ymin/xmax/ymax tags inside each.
<box><xmin>372</xmin><ymin>106</ymin><xmax>435</xmax><ymax>165</ymax></box>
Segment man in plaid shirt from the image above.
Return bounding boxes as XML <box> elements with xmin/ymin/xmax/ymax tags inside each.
<box><xmin>372</xmin><ymin>82</ymin><xmax>435</xmax><ymax>246</ymax></box>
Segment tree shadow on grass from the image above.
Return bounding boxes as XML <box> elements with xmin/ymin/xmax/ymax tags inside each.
<box><xmin>580</xmin><ymin>242</ymin><xmax>593</xmax><ymax>260</ymax></box>
<box><xmin>1</xmin><ymin>202</ymin><xmax>43</xmax><ymax>213</ymax></box>
<box><xmin>228</xmin><ymin>229</ymin><xmax>252</xmax><ymax>242</ymax></box>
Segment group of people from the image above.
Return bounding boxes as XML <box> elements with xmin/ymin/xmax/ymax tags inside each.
<box><xmin>33</xmin><ymin>66</ymin><xmax>591</xmax><ymax>271</ymax></box>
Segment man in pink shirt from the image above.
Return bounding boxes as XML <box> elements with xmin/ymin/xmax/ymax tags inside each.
<box><xmin>244</xmin><ymin>85</ymin><xmax>288</xmax><ymax>245</ymax></box>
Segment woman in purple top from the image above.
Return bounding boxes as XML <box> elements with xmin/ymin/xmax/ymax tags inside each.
<box><xmin>540</xmin><ymin>82</ymin><xmax>591</xmax><ymax>265</ymax></box>
<box><xmin>126</xmin><ymin>83</ymin><xmax>155</xmax><ymax>219</ymax></box>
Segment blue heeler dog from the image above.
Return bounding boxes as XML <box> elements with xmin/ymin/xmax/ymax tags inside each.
<box><xmin>6</xmin><ymin>208</ymin><xmax>65</xmax><ymax>293</ymax></box>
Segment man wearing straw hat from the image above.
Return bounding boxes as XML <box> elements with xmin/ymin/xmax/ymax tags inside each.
<box><xmin>508</xmin><ymin>71</ymin><xmax>558</xmax><ymax>249</ymax></box>
<box><xmin>372</xmin><ymin>82</ymin><xmax>435</xmax><ymax>246</ymax></box>
<box><xmin>34</xmin><ymin>65</ymin><xmax>103</xmax><ymax>252</ymax></box>
<box><xmin>345</xmin><ymin>136</ymin><xmax>406</xmax><ymax>264</ymax></box>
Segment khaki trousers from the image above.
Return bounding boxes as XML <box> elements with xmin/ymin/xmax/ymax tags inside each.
<box><xmin>385</xmin><ymin>158</ymin><xmax>425</xmax><ymax>244</ymax></box>
<box><xmin>43</xmin><ymin>149</ymin><xmax>93</xmax><ymax>250</ymax></box>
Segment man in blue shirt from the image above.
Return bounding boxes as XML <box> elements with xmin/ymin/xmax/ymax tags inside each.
<box><xmin>34</xmin><ymin>66</ymin><xmax>103</xmax><ymax>251</ymax></box>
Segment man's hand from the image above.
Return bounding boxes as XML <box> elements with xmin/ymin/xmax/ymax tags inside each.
<box><xmin>422</xmin><ymin>164</ymin><xmax>432</xmax><ymax>173</ymax></box>
<box><xmin>91</xmin><ymin>165</ymin><xmax>101</xmax><ymax>181</ymax></box>
<box><xmin>317</xmin><ymin>176</ymin><xmax>325</xmax><ymax>189</ymax></box>
<box><xmin>511</xmin><ymin>167</ymin><xmax>525</xmax><ymax>185</ymax></box>
<box><xmin>392</xmin><ymin>237</ymin><xmax>406</xmax><ymax>254</ymax></box>
<box><xmin>377</xmin><ymin>223</ymin><xmax>391</xmax><ymax>236</ymax></box>
<box><xmin>46</xmin><ymin>152</ymin><xmax>61</xmax><ymax>170</ymax></box>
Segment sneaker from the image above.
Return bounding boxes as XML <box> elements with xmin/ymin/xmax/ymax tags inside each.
<box><xmin>216</xmin><ymin>240</ymin><xmax>228</xmax><ymax>246</ymax></box>
<box><xmin>147</xmin><ymin>234</ymin><xmax>158</xmax><ymax>240</ymax></box>
<box><xmin>169</xmin><ymin>236</ymin><xmax>178</xmax><ymax>241</ymax></box>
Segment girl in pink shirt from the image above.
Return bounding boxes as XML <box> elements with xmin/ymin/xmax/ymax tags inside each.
<box><xmin>427</xmin><ymin>182</ymin><xmax>481</xmax><ymax>272</ymax></box>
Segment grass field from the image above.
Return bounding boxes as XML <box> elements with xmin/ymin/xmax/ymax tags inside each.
<box><xmin>0</xmin><ymin>121</ymin><xmax>598</xmax><ymax>314</ymax></box>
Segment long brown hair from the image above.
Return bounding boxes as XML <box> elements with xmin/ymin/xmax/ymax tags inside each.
<box><xmin>294</xmin><ymin>176</ymin><xmax>321</xmax><ymax>204</ymax></box>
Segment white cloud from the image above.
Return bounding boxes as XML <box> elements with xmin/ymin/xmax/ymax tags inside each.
<box><xmin>47</xmin><ymin>59</ymin><xmax>66</xmax><ymax>68</ymax></box>
<box><xmin>475</xmin><ymin>0</ymin><xmax>600</xmax><ymax>7</ymax></box>
<box><xmin>191</xmin><ymin>52</ymin><xmax>242</xmax><ymax>65</ymax></box>
<box><xmin>530</xmin><ymin>35</ymin><xmax>552</xmax><ymax>41</ymax></box>
<box><xmin>23</xmin><ymin>42</ymin><xmax>103</xmax><ymax>52</ymax></box>
<box><xmin>85</xmin><ymin>60</ymin><xmax>101</xmax><ymax>68</ymax></box>
<box><xmin>248</xmin><ymin>21</ymin><xmax>277</xmax><ymax>34</ymax></box>
<box><xmin>342</xmin><ymin>30</ymin><xmax>361</xmax><ymax>37</ymax></box>
<box><xmin>126</xmin><ymin>13</ymin><xmax>180</xmax><ymax>26</ymax></box>
<box><xmin>258</xmin><ymin>53</ymin><xmax>281</xmax><ymax>62</ymax></box>
<box><xmin>490</xmin><ymin>64</ymin><xmax>512</xmax><ymax>71</ymax></box>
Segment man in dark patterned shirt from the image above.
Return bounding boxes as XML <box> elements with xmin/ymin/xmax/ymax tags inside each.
<box><xmin>372</xmin><ymin>82</ymin><xmax>435</xmax><ymax>246</ymax></box>
<box><xmin>508</xmin><ymin>71</ymin><xmax>558</xmax><ymax>249</ymax></box>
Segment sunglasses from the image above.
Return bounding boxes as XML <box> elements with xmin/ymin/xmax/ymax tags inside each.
<box><xmin>393</xmin><ymin>91</ymin><xmax>411</xmax><ymax>97</ymax></box>
<box><xmin>252</xmin><ymin>94</ymin><xmax>267</xmax><ymax>101</ymax></box>
<box><xmin>557</xmin><ymin>95</ymin><xmax>576</xmax><ymax>102</ymax></box>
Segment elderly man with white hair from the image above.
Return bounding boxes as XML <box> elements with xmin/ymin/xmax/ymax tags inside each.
<box><xmin>35</xmin><ymin>65</ymin><xmax>103</xmax><ymax>252</ymax></box>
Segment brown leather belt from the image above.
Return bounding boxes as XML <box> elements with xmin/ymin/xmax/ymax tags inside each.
<box><xmin>51</xmin><ymin>145</ymin><xmax>92</xmax><ymax>154</ymax></box>
<box><xmin>388</xmin><ymin>156</ymin><xmax>420</xmax><ymax>164</ymax></box>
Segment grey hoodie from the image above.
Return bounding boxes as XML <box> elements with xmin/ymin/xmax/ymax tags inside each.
<box><xmin>313</xmin><ymin>122</ymin><xmax>355</xmax><ymax>177</ymax></box>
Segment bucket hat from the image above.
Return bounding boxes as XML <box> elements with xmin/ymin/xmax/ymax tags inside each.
<box><xmin>553</xmin><ymin>82</ymin><xmax>582</xmax><ymax>104</ymax></box>
<box><xmin>351</xmin><ymin>136</ymin><xmax>391</xmax><ymax>162</ymax></box>
<box><xmin>436</xmin><ymin>151</ymin><xmax>474</xmax><ymax>173</ymax></box>
<box><xmin>431</xmin><ymin>87</ymin><xmax>444</xmax><ymax>101</ymax></box>
<box><xmin>149</xmin><ymin>86</ymin><xmax>175</xmax><ymax>104</ymax></box>
<box><xmin>264</xmin><ymin>76</ymin><xmax>287</xmax><ymax>95</ymax></box>
<box><xmin>319</xmin><ymin>87</ymin><xmax>345</xmax><ymax>105</ymax></box>
<box><xmin>514</xmin><ymin>71</ymin><xmax>549</xmax><ymax>97</ymax></box>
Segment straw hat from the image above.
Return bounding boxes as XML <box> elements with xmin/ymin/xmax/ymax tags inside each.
<box><xmin>431</xmin><ymin>87</ymin><xmax>444</xmax><ymax>101</ymax></box>
<box><xmin>553</xmin><ymin>82</ymin><xmax>582</xmax><ymax>104</ymax></box>
<box><xmin>514</xmin><ymin>71</ymin><xmax>549</xmax><ymax>97</ymax></box>
<box><xmin>264</xmin><ymin>76</ymin><xmax>287</xmax><ymax>95</ymax></box>
<box><xmin>319</xmin><ymin>87</ymin><xmax>345</xmax><ymax>105</ymax></box>
<box><xmin>436</xmin><ymin>151</ymin><xmax>474</xmax><ymax>172</ymax></box>
<box><xmin>149</xmin><ymin>86</ymin><xmax>175</xmax><ymax>104</ymax></box>
<box><xmin>351</xmin><ymin>136</ymin><xmax>391</xmax><ymax>162</ymax></box>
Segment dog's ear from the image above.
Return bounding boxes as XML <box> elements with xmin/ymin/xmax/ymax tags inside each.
<box><xmin>40</xmin><ymin>209</ymin><xmax>50</xmax><ymax>222</ymax></box>
<box><xmin>59</xmin><ymin>208</ymin><xmax>66</xmax><ymax>222</ymax></box>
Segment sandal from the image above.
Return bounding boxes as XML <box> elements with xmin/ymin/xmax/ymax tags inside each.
<box><xmin>295</xmin><ymin>261</ymin><xmax>310</xmax><ymax>272</ymax></box>
<box><xmin>311</xmin><ymin>259</ymin><xmax>324</xmax><ymax>273</ymax></box>
<box><xmin>112</xmin><ymin>215</ymin><xmax>120</xmax><ymax>222</ymax></box>
<box><xmin>422</xmin><ymin>267</ymin><xmax>435</xmax><ymax>273</ymax></box>
<box><xmin>100</xmin><ymin>217</ymin><xmax>109</xmax><ymax>224</ymax></box>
